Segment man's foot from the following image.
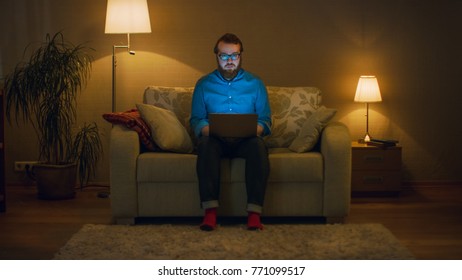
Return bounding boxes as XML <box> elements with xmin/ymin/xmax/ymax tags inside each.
<box><xmin>247</xmin><ymin>211</ymin><xmax>264</xmax><ymax>230</ymax></box>
<box><xmin>200</xmin><ymin>208</ymin><xmax>217</xmax><ymax>231</ymax></box>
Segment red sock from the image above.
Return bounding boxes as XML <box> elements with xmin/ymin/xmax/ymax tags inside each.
<box><xmin>247</xmin><ymin>211</ymin><xmax>264</xmax><ymax>230</ymax></box>
<box><xmin>200</xmin><ymin>208</ymin><xmax>217</xmax><ymax>231</ymax></box>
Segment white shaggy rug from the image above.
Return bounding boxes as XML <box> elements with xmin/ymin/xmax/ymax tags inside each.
<box><xmin>54</xmin><ymin>223</ymin><xmax>414</xmax><ymax>260</ymax></box>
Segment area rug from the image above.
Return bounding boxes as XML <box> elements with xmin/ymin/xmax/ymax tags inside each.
<box><xmin>53</xmin><ymin>223</ymin><xmax>414</xmax><ymax>260</ymax></box>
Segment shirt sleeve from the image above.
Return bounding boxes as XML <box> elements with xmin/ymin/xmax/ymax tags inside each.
<box><xmin>190</xmin><ymin>80</ymin><xmax>209</xmax><ymax>137</ymax></box>
<box><xmin>255</xmin><ymin>80</ymin><xmax>272</xmax><ymax>136</ymax></box>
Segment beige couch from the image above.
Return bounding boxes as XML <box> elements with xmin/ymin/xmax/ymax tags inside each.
<box><xmin>110</xmin><ymin>86</ymin><xmax>351</xmax><ymax>225</ymax></box>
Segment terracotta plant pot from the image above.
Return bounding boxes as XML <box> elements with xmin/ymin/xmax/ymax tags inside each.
<box><xmin>33</xmin><ymin>163</ymin><xmax>77</xmax><ymax>200</ymax></box>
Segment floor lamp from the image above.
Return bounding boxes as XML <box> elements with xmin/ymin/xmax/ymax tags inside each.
<box><xmin>105</xmin><ymin>0</ymin><xmax>151</xmax><ymax>112</ymax></box>
<box><xmin>354</xmin><ymin>75</ymin><xmax>382</xmax><ymax>143</ymax></box>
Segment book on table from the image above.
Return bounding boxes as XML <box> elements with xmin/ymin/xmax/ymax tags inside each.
<box><xmin>367</xmin><ymin>138</ymin><xmax>398</xmax><ymax>147</ymax></box>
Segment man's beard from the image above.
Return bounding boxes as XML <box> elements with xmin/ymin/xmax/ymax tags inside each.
<box><xmin>218</xmin><ymin>60</ymin><xmax>241</xmax><ymax>80</ymax></box>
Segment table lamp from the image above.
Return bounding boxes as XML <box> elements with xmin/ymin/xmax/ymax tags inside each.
<box><xmin>354</xmin><ymin>75</ymin><xmax>382</xmax><ymax>143</ymax></box>
<box><xmin>105</xmin><ymin>0</ymin><xmax>151</xmax><ymax>112</ymax></box>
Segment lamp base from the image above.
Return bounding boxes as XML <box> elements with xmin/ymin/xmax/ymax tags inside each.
<box><xmin>358</xmin><ymin>133</ymin><xmax>372</xmax><ymax>144</ymax></box>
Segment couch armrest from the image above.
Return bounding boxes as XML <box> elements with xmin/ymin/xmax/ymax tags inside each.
<box><xmin>110</xmin><ymin>125</ymin><xmax>140</xmax><ymax>224</ymax></box>
<box><xmin>320</xmin><ymin>121</ymin><xmax>351</xmax><ymax>219</ymax></box>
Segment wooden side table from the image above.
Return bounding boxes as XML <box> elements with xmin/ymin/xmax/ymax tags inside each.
<box><xmin>351</xmin><ymin>141</ymin><xmax>402</xmax><ymax>196</ymax></box>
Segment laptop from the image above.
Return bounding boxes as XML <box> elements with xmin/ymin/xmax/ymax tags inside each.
<box><xmin>208</xmin><ymin>113</ymin><xmax>258</xmax><ymax>138</ymax></box>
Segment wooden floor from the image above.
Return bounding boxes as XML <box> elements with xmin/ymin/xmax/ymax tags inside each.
<box><xmin>0</xmin><ymin>184</ymin><xmax>461</xmax><ymax>260</ymax></box>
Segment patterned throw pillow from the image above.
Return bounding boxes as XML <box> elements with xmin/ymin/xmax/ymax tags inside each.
<box><xmin>136</xmin><ymin>103</ymin><xmax>194</xmax><ymax>154</ymax></box>
<box><xmin>102</xmin><ymin>109</ymin><xmax>158</xmax><ymax>151</ymax></box>
<box><xmin>265</xmin><ymin>87</ymin><xmax>322</xmax><ymax>148</ymax></box>
<box><xmin>289</xmin><ymin>106</ymin><xmax>337</xmax><ymax>152</ymax></box>
<box><xmin>143</xmin><ymin>86</ymin><xmax>195</xmax><ymax>141</ymax></box>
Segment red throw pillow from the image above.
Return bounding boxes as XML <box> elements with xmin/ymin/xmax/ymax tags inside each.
<box><xmin>102</xmin><ymin>109</ymin><xmax>158</xmax><ymax>151</ymax></box>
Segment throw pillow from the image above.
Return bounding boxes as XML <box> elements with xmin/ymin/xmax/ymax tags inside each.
<box><xmin>136</xmin><ymin>103</ymin><xmax>194</xmax><ymax>153</ymax></box>
<box><xmin>265</xmin><ymin>86</ymin><xmax>322</xmax><ymax>148</ymax></box>
<box><xmin>102</xmin><ymin>109</ymin><xmax>157</xmax><ymax>151</ymax></box>
<box><xmin>288</xmin><ymin>106</ymin><xmax>337</xmax><ymax>153</ymax></box>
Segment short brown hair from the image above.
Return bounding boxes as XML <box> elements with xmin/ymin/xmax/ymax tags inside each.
<box><xmin>213</xmin><ymin>33</ymin><xmax>244</xmax><ymax>54</ymax></box>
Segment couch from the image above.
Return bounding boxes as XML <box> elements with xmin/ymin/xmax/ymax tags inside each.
<box><xmin>109</xmin><ymin>86</ymin><xmax>351</xmax><ymax>225</ymax></box>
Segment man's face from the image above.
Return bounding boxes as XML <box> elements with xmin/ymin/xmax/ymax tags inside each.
<box><xmin>216</xmin><ymin>41</ymin><xmax>241</xmax><ymax>80</ymax></box>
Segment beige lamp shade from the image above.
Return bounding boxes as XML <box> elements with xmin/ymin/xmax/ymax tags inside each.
<box><xmin>105</xmin><ymin>0</ymin><xmax>152</xmax><ymax>34</ymax></box>
<box><xmin>354</xmin><ymin>75</ymin><xmax>382</xmax><ymax>103</ymax></box>
<box><xmin>354</xmin><ymin>75</ymin><xmax>382</xmax><ymax>143</ymax></box>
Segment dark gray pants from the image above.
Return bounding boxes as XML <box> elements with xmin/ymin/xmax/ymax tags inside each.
<box><xmin>196</xmin><ymin>136</ymin><xmax>269</xmax><ymax>213</ymax></box>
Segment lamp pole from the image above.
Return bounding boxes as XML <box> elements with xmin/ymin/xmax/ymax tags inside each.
<box><xmin>111</xmin><ymin>34</ymin><xmax>135</xmax><ymax>112</ymax></box>
<box><xmin>364</xmin><ymin>102</ymin><xmax>371</xmax><ymax>142</ymax></box>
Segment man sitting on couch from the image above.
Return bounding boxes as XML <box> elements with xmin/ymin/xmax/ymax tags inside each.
<box><xmin>190</xmin><ymin>33</ymin><xmax>272</xmax><ymax>231</ymax></box>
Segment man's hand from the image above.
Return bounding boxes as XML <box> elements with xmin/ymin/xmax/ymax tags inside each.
<box><xmin>201</xmin><ymin>125</ymin><xmax>210</xmax><ymax>136</ymax></box>
<box><xmin>257</xmin><ymin>125</ymin><xmax>264</xmax><ymax>137</ymax></box>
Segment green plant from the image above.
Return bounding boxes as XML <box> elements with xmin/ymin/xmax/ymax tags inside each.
<box><xmin>3</xmin><ymin>32</ymin><xmax>102</xmax><ymax>187</ymax></box>
<box><xmin>71</xmin><ymin>122</ymin><xmax>103</xmax><ymax>189</ymax></box>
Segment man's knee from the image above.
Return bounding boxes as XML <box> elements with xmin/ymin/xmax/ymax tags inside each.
<box><xmin>197</xmin><ymin>136</ymin><xmax>223</xmax><ymax>156</ymax></box>
<box><xmin>250</xmin><ymin>137</ymin><xmax>268</xmax><ymax>153</ymax></box>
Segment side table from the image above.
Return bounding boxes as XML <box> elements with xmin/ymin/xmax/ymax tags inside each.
<box><xmin>351</xmin><ymin>141</ymin><xmax>402</xmax><ymax>196</ymax></box>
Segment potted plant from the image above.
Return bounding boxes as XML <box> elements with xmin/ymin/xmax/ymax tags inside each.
<box><xmin>3</xmin><ymin>32</ymin><xmax>102</xmax><ymax>199</ymax></box>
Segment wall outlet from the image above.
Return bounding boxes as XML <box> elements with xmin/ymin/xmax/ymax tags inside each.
<box><xmin>14</xmin><ymin>161</ymin><xmax>38</xmax><ymax>172</ymax></box>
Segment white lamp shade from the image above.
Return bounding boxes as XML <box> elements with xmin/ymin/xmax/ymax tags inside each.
<box><xmin>105</xmin><ymin>0</ymin><xmax>151</xmax><ymax>34</ymax></box>
<box><xmin>354</xmin><ymin>75</ymin><xmax>382</xmax><ymax>103</ymax></box>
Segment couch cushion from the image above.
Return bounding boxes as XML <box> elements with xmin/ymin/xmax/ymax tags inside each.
<box><xmin>265</xmin><ymin>87</ymin><xmax>322</xmax><ymax>148</ymax></box>
<box><xmin>137</xmin><ymin>148</ymin><xmax>323</xmax><ymax>184</ymax></box>
<box><xmin>230</xmin><ymin>148</ymin><xmax>324</xmax><ymax>183</ymax></box>
<box><xmin>144</xmin><ymin>86</ymin><xmax>195</xmax><ymax>141</ymax></box>
<box><xmin>136</xmin><ymin>103</ymin><xmax>194</xmax><ymax>153</ymax></box>
<box><xmin>137</xmin><ymin>153</ymin><xmax>231</xmax><ymax>183</ymax></box>
<box><xmin>289</xmin><ymin>106</ymin><xmax>337</xmax><ymax>153</ymax></box>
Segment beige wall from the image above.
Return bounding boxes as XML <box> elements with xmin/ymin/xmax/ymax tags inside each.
<box><xmin>1</xmin><ymin>0</ymin><xmax>462</xmax><ymax>185</ymax></box>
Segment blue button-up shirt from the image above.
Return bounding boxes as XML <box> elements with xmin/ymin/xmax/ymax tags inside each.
<box><xmin>190</xmin><ymin>69</ymin><xmax>272</xmax><ymax>137</ymax></box>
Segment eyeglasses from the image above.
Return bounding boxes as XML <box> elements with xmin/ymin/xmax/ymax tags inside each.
<box><xmin>217</xmin><ymin>52</ymin><xmax>241</xmax><ymax>61</ymax></box>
